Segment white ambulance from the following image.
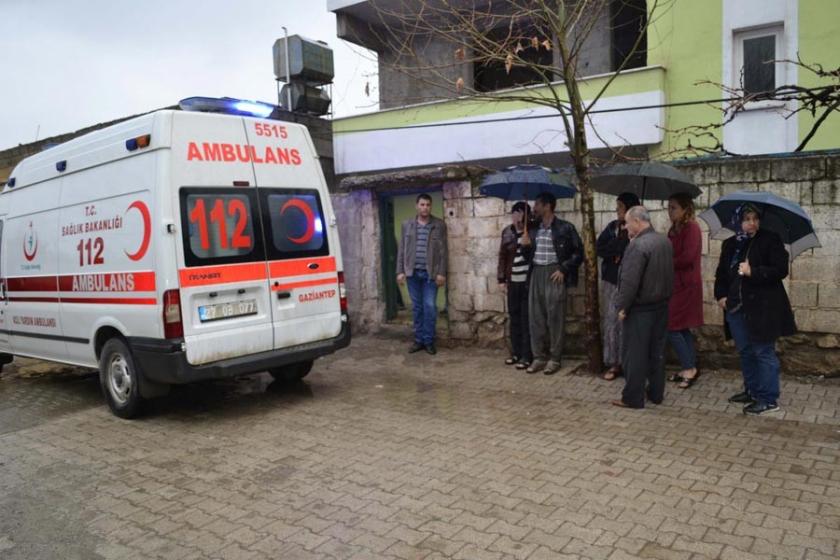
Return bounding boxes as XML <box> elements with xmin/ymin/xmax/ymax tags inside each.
<box><xmin>1</xmin><ymin>97</ymin><xmax>350</xmax><ymax>418</ymax></box>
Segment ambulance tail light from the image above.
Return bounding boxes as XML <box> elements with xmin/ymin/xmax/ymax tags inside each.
<box><xmin>125</xmin><ymin>134</ymin><xmax>151</xmax><ymax>151</ymax></box>
<box><xmin>163</xmin><ymin>290</ymin><xmax>184</xmax><ymax>338</ymax></box>
<box><xmin>337</xmin><ymin>272</ymin><xmax>348</xmax><ymax>314</ymax></box>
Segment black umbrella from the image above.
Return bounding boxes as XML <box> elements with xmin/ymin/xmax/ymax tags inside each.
<box><xmin>698</xmin><ymin>190</ymin><xmax>820</xmax><ymax>260</ymax></box>
<box><xmin>590</xmin><ymin>162</ymin><xmax>700</xmax><ymax>200</ymax></box>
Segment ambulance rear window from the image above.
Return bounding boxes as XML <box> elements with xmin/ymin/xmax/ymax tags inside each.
<box><xmin>260</xmin><ymin>189</ymin><xmax>330</xmax><ymax>260</ymax></box>
<box><xmin>180</xmin><ymin>188</ymin><xmax>266</xmax><ymax>266</ymax></box>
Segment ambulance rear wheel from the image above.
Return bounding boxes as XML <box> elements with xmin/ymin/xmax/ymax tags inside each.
<box><xmin>100</xmin><ymin>338</ymin><xmax>144</xmax><ymax>419</ymax></box>
<box><xmin>269</xmin><ymin>360</ymin><xmax>313</xmax><ymax>384</ymax></box>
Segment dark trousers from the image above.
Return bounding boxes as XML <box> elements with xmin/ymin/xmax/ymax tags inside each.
<box><xmin>529</xmin><ymin>265</ymin><xmax>567</xmax><ymax>363</ymax></box>
<box><xmin>407</xmin><ymin>269</ymin><xmax>438</xmax><ymax>346</ymax></box>
<box><xmin>727</xmin><ymin>310</ymin><xmax>780</xmax><ymax>406</ymax></box>
<box><xmin>621</xmin><ymin>303</ymin><xmax>669</xmax><ymax>408</ymax></box>
<box><xmin>507</xmin><ymin>281</ymin><xmax>532</xmax><ymax>362</ymax></box>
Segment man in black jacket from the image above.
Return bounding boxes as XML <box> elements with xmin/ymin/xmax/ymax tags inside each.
<box><xmin>613</xmin><ymin>206</ymin><xmax>674</xmax><ymax>409</ymax></box>
<box><xmin>526</xmin><ymin>192</ymin><xmax>583</xmax><ymax>375</ymax></box>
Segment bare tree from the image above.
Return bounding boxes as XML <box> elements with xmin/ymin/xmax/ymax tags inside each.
<box><xmin>349</xmin><ymin>0</ymin><xmax>673</xmax><ymax>374</ymax></box>
<box><xmin>665</xmin><ymin>57</ymin><xmax>840</xmax><ymax>157</ymax></box>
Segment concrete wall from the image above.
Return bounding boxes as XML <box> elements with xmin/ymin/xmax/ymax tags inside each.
<box><xmin>374</xmin><ymin>19</ymin><xmax>612</xmax><ymax>110</ymax></box>
<box><xmin>378</xmin><ymin>36</ymin><xmax>472</xmax><ymax>109</ymax></box>
<box><xmin>335</xmin><ymin>151</ymin><xmax>840</xmax><ymax>376</ymax></box>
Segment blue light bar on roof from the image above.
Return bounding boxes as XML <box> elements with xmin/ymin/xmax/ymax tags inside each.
<box><xmin>179</xmin><ymin>96</ymin><xmax>277</xmax><ymax>118</ymax></box>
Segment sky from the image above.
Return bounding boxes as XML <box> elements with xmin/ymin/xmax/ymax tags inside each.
<box><xmin>0</xmin><ymin>0</ymin><xmax>379</xmax><ymax>150</ymax></box>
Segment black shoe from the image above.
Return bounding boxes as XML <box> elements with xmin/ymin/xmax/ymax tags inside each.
<box><xmin>425</xmin><ymin>344</ymin><xmax>437</xmax><ymax>355</ymax></box>
<box><xmin>408</xmin><ymin>342</ymin><xmax>425</xmax><ymax>353</ymax></box>
<box><xmin>743</xmin><ymin>402</ymin><xmax>780</xmax><ymax>415</ymax></box>
<box><xmin>728</xmin><ymin>391</ymin><xmax>754</xmax><ymax>404</ymax></box>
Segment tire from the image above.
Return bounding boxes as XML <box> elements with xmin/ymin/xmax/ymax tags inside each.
<box><xmin>269</xmin><ymin>360</ymin><xmax>314</xmax><ymax>384</ymax></box>
<box><xmin>100</xmin><ymin>338</ymin><xmax>144</xmax><ymax>419</ymax></box>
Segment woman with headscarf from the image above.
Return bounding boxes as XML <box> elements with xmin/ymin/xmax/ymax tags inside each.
<box><xmin>714</xmin><ymin>203</ymin><xmax>796</xmax><ymax>415</ymax></box>
<box><xmin>596</xmin><ymin>192</ymin><xmax>640</xmax><ymax>380</ymax></box>
<box><xmin>666</xmin><ymin>193</ymin><xmax>704</xmax><ymax>388</ymax></box>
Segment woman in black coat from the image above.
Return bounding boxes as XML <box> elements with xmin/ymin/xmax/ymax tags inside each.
<box><xmin>596</xmin><ymin>192</ymin><xmax>640</xmax><ymax>380</ymax></box>
<box><xmin>714</xmin><ymin>204</ymin><xmax>796</xmax><ymax>415</ymax></box>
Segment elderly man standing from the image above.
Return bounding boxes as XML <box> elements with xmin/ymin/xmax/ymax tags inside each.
<box><xmin>613</xmin><ymin>206</ymin><xmax>674</xmax><ymax>409</ymax></box>
<box><xmin>526</xmin><ymin>192</ymin><xmax>584</xmax><ymax>375</ymax></box>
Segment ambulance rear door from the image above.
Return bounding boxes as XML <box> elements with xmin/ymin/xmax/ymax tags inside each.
<box><xmin>172</xmin><ymin>112</ymin><xmax>274</xmax><ymax>365</ymax></box>
<box><xmin>244</xmin><ymin>119</ymin><xmax>342</xmax><ymax>349</ymax></box>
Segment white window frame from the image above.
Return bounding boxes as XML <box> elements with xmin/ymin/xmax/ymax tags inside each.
<box><xmin>732</xmin><ymin>24</ymin><xmax>786</xmax><ymax>111</ymax></box>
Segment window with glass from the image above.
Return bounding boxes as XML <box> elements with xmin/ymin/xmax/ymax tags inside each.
<box><xmin>180</xmin><ymin>188</ymin><xmax>265</xmax><ymax>267</ymax></box>
<box><xmin>260</xmin><ymin>189</ymin><xmax>330</xmax><ymax>260</ymax></box>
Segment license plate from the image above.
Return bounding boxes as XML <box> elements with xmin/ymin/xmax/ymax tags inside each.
<box><xmin>198</xmin><ymin>299</ymin><xmax>258</xmax><ymax>322</ymax></box>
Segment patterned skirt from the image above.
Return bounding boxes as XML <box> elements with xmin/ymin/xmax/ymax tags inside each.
<box><xmin>600</xmin><ymin>280</ymin><xmax>622</xmax><ymax>367</ymax></box>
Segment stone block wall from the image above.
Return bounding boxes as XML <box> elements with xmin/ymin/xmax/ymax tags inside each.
<box><xmin>334</xmin><ymin>152</ymin><xmax>840</xmax><ymax>375</ymax></box>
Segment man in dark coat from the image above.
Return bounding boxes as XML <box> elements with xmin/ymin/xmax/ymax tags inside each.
<box><xmin>714</xmin><ymin>204</ymin><xmax>796</xmax><ymax>415</ymax></box>
<box><xmin>526</xmin><ymin>192</ymin><xmax>584</xmax><ymax>375</ymax></box>
<box><xmin>613</xmin><ymin>206</ymin><xmax>674</xmax><ymax>409</ymax></box>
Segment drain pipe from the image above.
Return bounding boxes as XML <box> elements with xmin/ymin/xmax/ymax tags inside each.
<box><xmin>282</xmin><ymin>26</ymin><xmax>292</xmax><ymax>111</ymax></box>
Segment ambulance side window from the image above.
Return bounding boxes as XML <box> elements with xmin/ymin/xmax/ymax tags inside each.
<box><xmin>259</xmin><ymin>189</ymin><xmax>329</xmax><ymax>260</ymax></box>
<box><xmin>179</xmin><ymin>188</ymin><xmax>265</xmax><ymax>267</ymax></box>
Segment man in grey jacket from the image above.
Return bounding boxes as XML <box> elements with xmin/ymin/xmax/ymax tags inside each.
<box><xmin>613</xmin><ymin>206</ymin><xmax>674</xmax><ymax>409</ymax></box>
<box><xmin>396</xmin><ymin>193</ymin><xmax>448</xmax><ymax>355</ymax></box>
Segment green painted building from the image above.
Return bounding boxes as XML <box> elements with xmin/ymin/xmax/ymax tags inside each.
<box><xmin>329</xmin><ymin>0</ymin><xmax>840</xmax><ymax>176</ymax></box>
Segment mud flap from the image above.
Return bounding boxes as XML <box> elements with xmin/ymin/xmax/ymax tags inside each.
<box><xmin>138</xmin><ymin>372</ymin><xmax>171</xmax><ymax>398</ymax></box>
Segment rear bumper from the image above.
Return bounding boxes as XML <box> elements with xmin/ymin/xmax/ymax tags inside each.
<box><xmin>128</xmin><ymin>321</ymin><xmax>351</xmax><ymax>385</ymax></box>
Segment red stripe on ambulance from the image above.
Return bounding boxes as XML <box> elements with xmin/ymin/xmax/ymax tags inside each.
<box><xmin>8</xmin><ymin>272</ymin><xmax>156</xmax><ymax>293</ymax></box>
<box><xmin>272</xmin><ymin>278</ymin><xmax>338</xmax><ymax>292</ymax></box>
<box><xmin>178</xmin><ymin>262</ymin><xmax>268</xmax><ymax>287</ymax></box>
<box><xmin>268</xmin><ymin>256</ymin><xmax>336</xmax><ymax>278</ymax></box>
<box><xmin>58</xmin><ymin>271</ymin><xmax>156</xmax><ymax>292</ymax></box>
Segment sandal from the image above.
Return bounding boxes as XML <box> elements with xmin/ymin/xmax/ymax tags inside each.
<box><xmin>603</xmin><ymin>367</ymin><xmax>621</xmax><ymax>381</ymax></box>
<box><xmin>667</xmin><ymin>373</ymin><xmax>684</xmax><ymax>383</ymax></box>
<box><xmin>505</xmin><ymin>356</ymin><xmax>519</xmax><ymax>366</ymax></box>
<box><xmin>678</xmin><ymin>369</ymin><xmax>700</xmax><ymax>389</ymax></box>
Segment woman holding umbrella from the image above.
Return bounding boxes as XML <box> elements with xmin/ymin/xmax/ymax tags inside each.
<box><xmin>498</xmin><ymin>201</ymin><xmax>537</xmax><ymax>369</ymax></box>
<box><xmin>666</xmin><ymin>193</ymin><xmax>704</xmax><ymax>388</ymax></box>
<box><xmin>713</xmin><ymin>203</ymin><xmax>797</xmax><ymax>415</ymax></box>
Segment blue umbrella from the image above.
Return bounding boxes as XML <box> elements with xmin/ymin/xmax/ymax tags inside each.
<box><xmin>479</xmin><ymin>164</ymin><xmax>577</xmax><ymax>201</ymax></box>
<box><xmin>698</xmin><ymin>190</ymin><xmax>820</xmax><ymax>260</ymax></box>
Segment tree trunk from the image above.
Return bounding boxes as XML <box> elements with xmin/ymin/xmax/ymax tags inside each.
<box><xmin>560</xmin><ymin>49</ymin><xmax>604</xmax><ymax>376</ymax></box>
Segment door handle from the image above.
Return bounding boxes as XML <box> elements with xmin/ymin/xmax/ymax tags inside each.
<box><xmin>277</xmin><ymin>291</ymin><xmax>291</xmax><ymax>300</ymax></box>
<box><xmin>307</xmin><ymin>263</ymin><xmax>319</xmax><ymax>270</ymax></box>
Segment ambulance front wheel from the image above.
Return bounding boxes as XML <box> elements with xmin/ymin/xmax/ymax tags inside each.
<box><xmin>269</xmin><ymin>360</ymin><xmax>313</xmax><ymax>384</ymax></box>
<box><xmin>100</xmin><ymin>338</ymin><xmax>144</xmax><ymax>419</ymax></box>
